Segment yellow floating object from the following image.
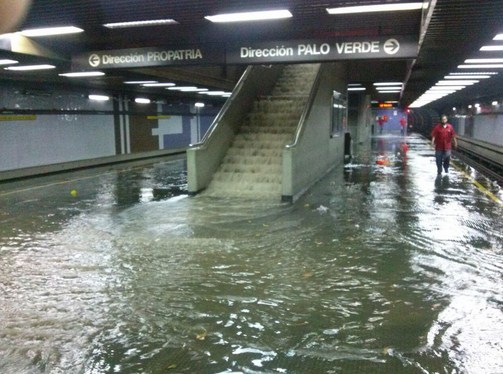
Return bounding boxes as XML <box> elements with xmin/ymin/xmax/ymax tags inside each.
<box><xmin>70</xmin><ymin>189</ymin><xmax>78</xmax><ymax>197</ymax></box>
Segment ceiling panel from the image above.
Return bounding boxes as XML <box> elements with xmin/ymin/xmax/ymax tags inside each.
<box><xmin>1</xmin><ymin>0</ymin><xmax>502</xmax><ymax>109</ymax></box>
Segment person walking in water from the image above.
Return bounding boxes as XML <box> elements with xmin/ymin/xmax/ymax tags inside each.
<box><xmin>431</xmin><ymin>115</ymin><xmax>457</xmax><ymax>175</ymax></box>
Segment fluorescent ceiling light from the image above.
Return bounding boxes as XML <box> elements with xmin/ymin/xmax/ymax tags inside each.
<box><xmin>4</xmin><ymin>64</ymin><xmax>55</xmax><ymax>71</ymax></box>
<box><xmin>347</xmin><ymin>83</ymin><xmax>363</xmax><ymax>87</ymax></box>
<box><xmin>204</xmin><ymin>91</ymin><xmax>227</xmax><ymax>96</ymax></box>
<box><xmin>459</xmin><ymin>64</ymin><xmax>503</xmax><ymax>68</ymax></box>
<box><xmin>430</xmin><ymin>86</ymin><xmax>463</xmax><ymax>90</ymax></box>
<box><xmin>449</xmin><ymin>72</ymin><xmax>498</xmax><ymax>75</ymax></box>
<box><xmin>376</xmin><ymin>86</ymin><xmax>402</xmax><ymax>90</ymax></box>
<box><xmin>0</xmin><ymin>59</ymin><xmax>18</xmax><ymax>65</ymax></box>
<box><xmin>205</xmin><ymin>10</ymin><xmax>292</xmax><ymax>23</ymax></box>
<box><xmin>480</xmin><ymin>46</ymin><xmax>503</xmax><ymax>51</ymax></box>
<box><xmin>327</xmin><ymin>2</ymin><xmax>424</xmax><ymax>14</ymax></box>
<box><xmin>378</xmin><ymin>90</ymin><xmax>401</xmax><ymax>93</ymax></box>
<box><xmin>465</xmin><ymin>58</ymin><xmax>503</xmax><ymax>63</ymax></box>
<box><xmin>493</xmin><ymin>34</ymin><xmax>503</xmax><ymax>40</ymax></box>
<box><xmin>59</xmin><ymin>71</ymin><xmax>105</xmax><ymax>77</ymax></box>
<box><xmin>167</xmin><ymin>86</ymin><xmax>208</xmax><ymax>92</ymax></box>
<box><xmin>347</xmin><ymin>87</ymin><xmax>366</xmax><ymax>91</ymax></box>
<box><xmin>142</xmin><ymin>82</ymin><xmax>175</xmax><ymax>87</ymax></box>
<box><xmin>430</xmin><ymin>86</ymin><xmax>466</xmax><ymax>90</ymax></box>
<box><xmin>20</xmin><ymin>26</ymin><xmax>84</xmax><ymax>37</ymax></box>
<box><xmin>373</xmin><ymin>82</ymin><xmax>403</xmax><ymax>86</ymax></box>
<box><xmin>492</xmin><ymin>101</ymin><xmax>499</xmax><ymax>105</ymax></box>
<box><xmin>194</xmin><ymin>102</ymin><xmax>205</xmax><ymax>108</ymax></box>
<box><xmin>124</xmin><ymin>80</ymin><xmax>158</xmax><ymax>84</ymax></box>
<box><xmin>88</xmin><ymin>95</ymin><xmax>109</xmax><ymax>101</ymax></box>
<box><xmin>444</xmin><ymin>75</ymin><xmax>490</xmax><ymax>79</ymax></box>
<box><xmin>135</xmin><ymin>98</ymin><xmax>151</xmax><ymax>104</ymax></box>
<box><xmin>104</xmin><ymin>19</ymin><xmax>178</xmax><ymax>29</ymax></box>
<box><xmin>436</xmin><ymin>80</ymin><xmax>478</xmax><ymax>85</ymax></box>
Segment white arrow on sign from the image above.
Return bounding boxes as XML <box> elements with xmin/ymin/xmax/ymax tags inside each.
<box><xmin>383</xmin><ymin>39</ymin><xmax>400</xmax><ymax>55</ymax></box>
<box><xmin>88</xmin><ymin>54</ymin><xmax>101</xmax><ymax>67</ymax></box>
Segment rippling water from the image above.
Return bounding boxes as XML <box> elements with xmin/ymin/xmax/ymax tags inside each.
<box><xmin>0</xmin><ymin>136</ymin><xmax>502</xmax><ymax>374</ymax></box>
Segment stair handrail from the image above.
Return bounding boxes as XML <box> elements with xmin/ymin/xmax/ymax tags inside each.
<box><xmin>285</xmin><ymin>63</ymin><xmax>324</xmax><ymax>148</ymax></box>
<box><xmin>189</xmin><ymin>65</ymin><xmax>269</xmax><ymax>149</ymax></box>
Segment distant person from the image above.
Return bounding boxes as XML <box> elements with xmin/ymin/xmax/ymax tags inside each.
<box><xmin>398</xmin><ymin>141</ymin><xmax>408</xmax><ymax>159</ymax></box>
<box><xmin>0</xmin><ymin>0</ymin><xmax>32</xmax><ymax>34</ymax></box>
<box><xmin>377</xmin><ymin>116</ymin><xmax>385</xmax><ymax>134</ymax></box>
<box><xmin>400</xmin><ymin>116</ymin><xmax>407</xmax><ymax>136</ymax></box>
<box><xmin>431</xmin><ymin>115</ymin><xmax>457</xmax><ymax>175</ymax></box>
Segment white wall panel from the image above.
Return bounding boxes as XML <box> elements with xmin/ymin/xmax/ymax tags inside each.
<box><xmin>474</xmin><ymin>115</ymin><xmax>503</xmax><ymax>146</ymax></box>
<box><xmin>0</xmin><ymin>115</ymin><xmax>115</xmax><ymax>171</ymax></box>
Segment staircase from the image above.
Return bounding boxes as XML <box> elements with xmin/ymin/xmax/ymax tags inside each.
<box><xmin>203</xmin><ymin>64</ymin><xmax>320</xmax><ymax>198</ymax></box>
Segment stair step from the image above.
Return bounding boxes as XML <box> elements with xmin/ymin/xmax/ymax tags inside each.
<box><xmin>222</xmin><ymin>154</ymin><xmax>281</xmax><ymax>165</ymax></box>
<box><xmin>212</xmin><ymin>171</ymin><xmax>282</xmax><ymax>184</ymax></box>
<box><xmin>226</xmin><ymin>148</ymin><xmax>283</xmax><ymax>157</ymax></box>
<box><xmin>240</xmin><ymin>125</ymin><xmax>296</xmax><ymax>135</ymax></box>
<box><xmin>218</xmin><ymin>163</ymin><xmax>282</xmax><ymax>174</ymax></box>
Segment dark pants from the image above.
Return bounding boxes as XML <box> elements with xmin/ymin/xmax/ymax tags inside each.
<box><xmin>435</xmin><ymin>150</ymin><xmax>451</xmax><ymax>174</ymax></box>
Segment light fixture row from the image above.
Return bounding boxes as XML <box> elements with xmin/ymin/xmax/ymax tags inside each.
<box><xmin>88</xmin><ymin>94</ymin><xmax>207</xmax><ymax>110</ymax></box>
<box><xmin>409</xmin><ymin>32</ymin><xmax>503</xmax><ymax>108</ymax></box>
<box><xmin>347</xmin><ymin>81</ymin><xmax>404</xmax><ymax>95</ymax></box>
<box><xmin>1</xmin><ymin>61</ymin><xmax>231</xmax><ymax>98</ymax></box>
<box><xmin>16</xmin><ymin>3</ymin><xmax>426</xmax><ymax>34</ymax></box>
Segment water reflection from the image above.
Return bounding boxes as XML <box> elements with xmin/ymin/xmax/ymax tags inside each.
<box><xmin>0</xmin><ymin>136</ymin><xmax>502</xmax><ymax>373</ymax></box>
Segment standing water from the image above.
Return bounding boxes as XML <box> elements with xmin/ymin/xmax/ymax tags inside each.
<box><xmin>0</xmin><ymin>135</ymin><xmax>502</xmax><ymax>373</ymax></box>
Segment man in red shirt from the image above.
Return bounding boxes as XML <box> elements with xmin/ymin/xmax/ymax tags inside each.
<box><xmin>431</xmin><ymin>115</ymin><xmax>457</xmax><ymax>175</ymax></box>
<box><xmin>400</xmin><ymin>116</ymin><xmax>407</xmax><ymax>136</ymax></box>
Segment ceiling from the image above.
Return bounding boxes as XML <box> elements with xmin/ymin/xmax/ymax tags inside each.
<box><xmin>1</xmin><ymin>0</ymin><xmax>503</xmax><ymax>111</ymax></box>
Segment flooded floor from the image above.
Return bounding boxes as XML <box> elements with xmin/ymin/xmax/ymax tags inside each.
<box><xmin>0</xmin><ymin>135</ymin><xmax>502</xmax><ymax>374</ymax></box>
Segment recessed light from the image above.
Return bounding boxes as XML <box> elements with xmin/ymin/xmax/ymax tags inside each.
<box><xmin>458</xmin><ymin>64</ymin><xmax>503</xmax><ymax>68</ymax></box>
<box><xmin>20</xmin><ymin>26</ymin><xmax>84</xmax><ymax>37</ymax></box>
<box><xmin>104</xmin><ymin>19</ymin><xmax>178</xmax><ymax>29</ymax></box>
<box><xmin>327</xmin><ymin>3</ymin><xmax>424</xmax><ymax>14</ymax></box>
<box><xmin>449</xmin><ymin>72</ymin><xmax>498</xmax><ymax>75</ymax></box>
<box><xmin>142</xmin><ymin>82</ymin><xmax>175</xmax><ymax>87</ymax></box>
<box><xmin>59</xmin><ymin>71</ymin><xmax>105</xmax><ymax>77</ymax></box>
<box><xmin>465</xmin><ymin>58</ymin><xmax>503</xmax><ymax>63</ymax></box>
<box><xmin>436</xmin><ymin>80</ymin><xmax>479</xmax><ymax>85</ymax></box>
<box><xmin>373</xmin><ymin>82</ymin><xmax>403</xmax><ymax>86</ymax></box>
<box><xmin>135</xmin><ymin>98</ymin><xmax>151</xmax><ymax>104</ymax></box>
<box><xmin>200</xmin><ymin>91</ymin><xmax>226</xmax><ymax>96</ymax></box>
<box><xmin>429</xmin><ymin>86</ymin><xmax>465</xmax><ymax>90</ymax></box>
<box><xmin>4</xmin><ymin>64</ymin><xmax>56</xmax><ymax>71</ymax></box>
<box><xmin>205</xmin><ymin>10</ymin><xmax>292</xmax><ymax>23</ymax></box>
<box><xmin>89</xmin><ymin>95</ymin><xmax>109</xmax><ymax>101</ymax></box>
<box><xmin>168</xmin><ymin>86</ymin><xmax>208</xmax><ymax>92</ymax></box>
<box><xmin>444</xmin><ymin>75</ymin><xmax>490</xmax><ymax>79</ymax></box>
<box><xmin>0</xmin><ymin>59</ymin><xmax>18</xmax><ymax>65</ymax></box>
<box><xmin>124</xmin><ymin>80</ymin><xmax>158</xmax><ymax>84</ymax></box>
<box><xmin>480</xmin><ymin>46</ymin><xmax>503</xmax><ymax>51</ymax></box>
